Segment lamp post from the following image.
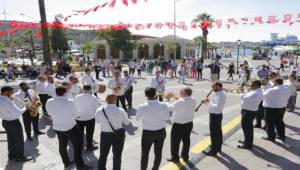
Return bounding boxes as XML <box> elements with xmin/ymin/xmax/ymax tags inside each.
<box><xmin>159</xmin><ymin>42</ymin><xmax>163</xmax><ymax>60</ymax></box>
<box><xmin>236</xmin><ymin>40</ymin><xmax>241</xmax><ymax>74</ymax></box>
<box><xmin>173</xmin><ymin>0</ymin><xmax>180</xmax><ymax>61</ymax></box>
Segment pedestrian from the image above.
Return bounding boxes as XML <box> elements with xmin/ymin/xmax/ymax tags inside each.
<box><xmin>208</xmin><ymin>61</ymin><xmax>220</xmax><ymax>82</ymax></box>
<box><xmin>227</xmin><ymin>62</ymin><xmax>235</xmax><ymax>81</ymax></box>
<box><xmin>284</xmin><ymin>74</ymin><xmax>300</xmax><ymax>112</ymax></box>
<box><xmin>191</xmin><ymin>61</ymin><xmax>197</xmax><ymax>79</ymax></box>
<box><xmin>257</xmin><ymin>65</ymin><xmax>269</xmax><ymax>79</ymax></box>
<box><xmin>170</xmin><ymin>60</ymin><xmax>177</xmax><ymax>78</ymax></box>
<box><xmin>123</xmin><ymin>70</ymin><xmax>137</xmax><ymax>109</ymax></box>
<box><xmin>196</xmin><ymin>60</ymin><xmax>203</xmax><ymax>80</ymax></box>
<box><xmin>128</xmin><ymin>59</ymin><xmax>136</xmax><ymax>76</ymax></box>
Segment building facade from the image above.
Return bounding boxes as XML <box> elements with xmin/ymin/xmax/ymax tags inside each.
<box><xmin>94</xmin><ymin>35</ymin><xmax>197</xmax><ymax>60</ymax></box>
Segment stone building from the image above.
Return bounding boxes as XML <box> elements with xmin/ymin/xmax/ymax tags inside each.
<box><xmin>94</xmin><ymin>34</ymin><xmax>198</xmax><ymax>60</ymax></box>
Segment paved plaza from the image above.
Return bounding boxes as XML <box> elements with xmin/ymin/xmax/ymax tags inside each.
<box><xmin>0</xmin><ymin>58</ymin><xmax>299</xmax><ymax>170</ymax></box>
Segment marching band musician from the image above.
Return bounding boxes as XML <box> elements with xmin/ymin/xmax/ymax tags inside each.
<box><xmin>95</xmin><ymin>94</ymin><xmax>130</xmax><ymax>170</ymax></box>
<box><xmin>136</xmin><ymin>87</ymin><xmax>170</xmax><ymax>170</ymax></box>
<box><xmin>202</xmin><ymin>82</ymin><xmax>226</xmax><ymax>156</ymax></box>
<box><xmin>74</xmin><ymin>85</ymin><xmax>99</xmax><ymax>152</ymax></box>
<box><xmin>166</xmin><ymin>87</ymin><xmax>196</xmax><ymax>163</ymax></box>
<box><xmin>46</xmin><ymin>86</ymin><xmax>91</xmax><ymax>170</ymax></box>
<box><xmin>123</xmin><ymin>70</ymin><xmax>137</xmax><ymax>109</ymax></box>
<box><xmin>14</xmin><ymin>82</ymin><xmax>45</xmax><ymax>141</ymax></box>
<box><xmin>150</xmin><ymin>69</ymin><xmax>166</xmax><ymax>102</ymax></box>
<box><xmin>47</xmin><ymin>76</ymin><xmax>56</xmax><ymax>98</ymax></box>
<box><xmin>82</xmin><ymin>69</ymin><xmax>98</xmax><ymax>97</ymax></box>
<box><xmin>262</xmin><ymin>78</ymin><xmax>291</xmax><ymax>142</ymax></box>
<box><xmin>61</xmin><ymin>81</ymin><xmax>75</xmax><ymax>99</ymax></box>
<box><xmin>108</xmin><ymin>70</ymin><xmax>128</xmax><ymax>112</ymax></box>
<box><xmin>238</xmin><ymin>80</ymin><xmax>263</xmax><ymax>149</ymax></box>
<box><xmin>284</xmin><ymin>74</ymin><xmax>300</xmax><ymax>112</ymax></box>
<box><xmin>36</xmin><ymin>76</ymin><xmax>50</xmax><ymax>114</ymax></box>
<box><xmin>69</xmin><ymin>76</ymin><xmax>82</xmax><ymax>98</ymax></box>
<box><xmin>0</xmin><ymin>86</ymin><xmax>32</xmax><ymax>162</ymax></box>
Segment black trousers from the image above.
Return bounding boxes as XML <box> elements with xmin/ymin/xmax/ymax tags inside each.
<box><xmin>197</xmin><ymin>69</ymin><xmax>202</xmax><ymax>79</ymax></box>
<box><xmin>76</xmin><ymin>118</ymin><xmax>95</xmax><ymax>149</ymax></box>
<box><xmin>209</xmin><ymin>113</ymin><xmax>223</xmax><ymax>153</ymax></box>
<box><xmin>95</xmin><ymin>66</ymin><xmax>101</xmax><ymax>79</ymax></box>
<box><xmin>141</xmin><ymin>128</ymin><xmax>166</xmax><ymax>170</ymax></box>
<box><xmin>117</xmin><ymin>95</ymin><xmax>127</xmax><ymax>112</ymax></box>
<box><xmin>98</xmin><ymin>129</ymin><xmax>125</xmax><ymax>170</ymax></box>
<box><xmin>265</xmin><ymin>107</ymin><xmax>286</xmax><ymax>140</ymax></box>
<box><xmin>22</xmin><ymin>110</ymin><xmax>39</xmax><ymax>138</ymax></box>
<box><xmin>255</xmin><ymin>102</ymin><xmax>264</xmax><ymax>126</ymax></box>
<box><xmin>241</xmin><ymin>109</ymin><xmax>256</xmax><ymax>147</ymax></box>
<box><xmin>55</xmin><ymin>126</ymin><xmax>84</xmax><ymax>167</ymax></box>
<box><xmin>2</xmin><ymin>119</ymin><xmax>24</xmax><ymax>159</ymax></box>
<box><xmin>157</xmin><ymin>95</ymin><xmax>163</xmax><ymax>102</ymax></box>
<box><xmin>125</xmin><ymin>86</ymin><xmax>133</xmax><ymax>108</ymax></box>
<box><xmin>129</xmin><ymin>68</ymin><xmax>135</xmax><ymax>75</ymax></box>
<box><xmin>39</xmin><ymin>94</ymin><xmax>50</xmax><ymax>114</ymax></box>
<box><xmin>171</xmin><ymin>122</ymin><xmax>193</xmax><ymax>160</ymax></box>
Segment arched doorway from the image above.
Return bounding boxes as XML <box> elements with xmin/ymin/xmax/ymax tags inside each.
<box><xmin>138</xmin><ymin>44</ymin><xmax>149</xmax><ymax>59</ymax></box>
<box><xmin>111</xmin><ymin>48</ymin><xmax>119</xmax><ymax>59</ymax></box>
<box><xmin>153</xmin><ymin>43</ymin><xmax>164</xmax><ymax>59</ymax></box>
<box><xmin>96</xmin><ymin>44</ymin><xmax>106</xmax><ymax>59</ymax></box>
<box><xmin>168</xmin><ymin>44</ymin><xmax>181</xmax><ymax>59</ymax></box>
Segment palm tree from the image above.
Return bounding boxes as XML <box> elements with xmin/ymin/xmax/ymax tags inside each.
<box><xmin>195</xmin><ymin>13</ymin><xmax>215</xmax><ymax>59</ymax></box>
<box><xmin>38</xmin><ymin>0</ymin><xmax>51</xmax><ymax>66</ymax></box>
<box><xmin>193</xmin><ymin>36</ymin><xmax>206</xmax><ymax>58</ymax></box>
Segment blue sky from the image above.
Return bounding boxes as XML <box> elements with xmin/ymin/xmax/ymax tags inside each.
<box><xmin>1</xmin><ymin>0</ymin><xmax>299</xmax><ymax>42</ymax></box>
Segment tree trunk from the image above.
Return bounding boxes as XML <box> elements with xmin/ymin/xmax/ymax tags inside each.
<box><xmin>38</xmin><ymin>0</ymin><xmax>52</xmax><ymax>66</ymax></box>
<box><xmin>201</xmin><ymin>29</ymin><xmax>208</xmax><ymax>59</ymax></box>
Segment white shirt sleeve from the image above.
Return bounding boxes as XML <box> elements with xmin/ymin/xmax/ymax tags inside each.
<box><xmin>121</xmin><ymin>110</ymin><xmax>130</xmax><ymax>126</ymax></box>
<box><xmin>11</xmin><ymin>101</ymin><xmax>26</xmax><ymax>115</ymax></box>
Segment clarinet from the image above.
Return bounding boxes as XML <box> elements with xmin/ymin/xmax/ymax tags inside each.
<box><xmin>194</xmin><ymin>90</ymin><xmax>213</xmax><ymax>112</ymax></box>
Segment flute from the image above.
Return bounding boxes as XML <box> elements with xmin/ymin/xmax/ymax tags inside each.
<box><xmin>194</xmin><ymin>90</ymin><xmax>213</xmax><ymax>112</ymax></box>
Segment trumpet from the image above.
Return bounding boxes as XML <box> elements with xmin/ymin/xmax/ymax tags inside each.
<box><xmin>12</xmin><ymin>96</ymin><xmax>48</xmax><ymax>118</ymax></box>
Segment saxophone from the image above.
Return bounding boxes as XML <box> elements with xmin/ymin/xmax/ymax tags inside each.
<box><xmin>30</xmin><ymin>96</ymin><xmax>42</xmax><ymax>117</ymax></box>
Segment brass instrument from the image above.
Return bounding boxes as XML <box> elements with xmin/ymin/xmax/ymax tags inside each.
<box><xmin>162</xmin><ymin>92</ymin><xmax>180</xmax><ymax>101</ymax></box>
<box><xmin>98</xmin><ymin>84</ymin><xmax>106</xmax><ymax>94</ymax></box>
<box><xmin>223</xmin><ymin>86</ymin><xmax>250</xmax><ymax>94</ymax></box>
<box><xmin>12</xmin><ymin>95</ymin><xmax>45</xmax><ymax>117</ymax></box>
<box><xmin>112</xmin><ymin>79</ymin><xmax>123</xmax><ymax>96</ymax></box>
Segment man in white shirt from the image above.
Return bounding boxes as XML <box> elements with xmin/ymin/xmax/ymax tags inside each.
<box><xmin>202</xmin><ymin>82</ymin><xmax>226</xmax><ymax>156</ymax></box>
<box><xmin>46</xmin><ymin>86</ymin><xmax>91</xmax><ymax>169</ymax></box>
<box><xmin>123</xmin><ymin>70</ymin><xmax>137</xmax><ymax>109</ymax></box>
<box><xmin>150</xmin><ymin>69</ymin><xmax>166</xmax><ymax>102</ymax></box>
<box><xmin>95</xmin><ymin>94</ymin><xmax>130</xmax><ymax>170</ymax></box>
<box><xmin>82</xmin><ymin>69</ymin><xmax>98</xmax><ymax>97</ymax></box>
<box><xmin>47</xmin><ymin>76</ymin><xmax>56</xmax><ymax>98</ymax></box>
<box><xmin>74</xmin><ymin>85</ymin><xmax>99</xmax><ymax>152</ymax></box>
<box><xmin>170</xmin><ymin>60</ymin><xmax>177</xmax><ymax>78</ymax></box>
<box><xmin>0</xmin><ymin>86</ymin><xmax>32</xmax><ymax>162</ymax></box>
<box><xmin>284</xmin><ymin>74</ymin><xmax>300</xmax><ymax>112</ymax></box>
<box><xmin>263</xmin><ymin>78</ymin><xmax>291</xmax><ymax>142</ymax></box>
<box><xmin>136</xmin><ymin>87</ymin><xmax>170</xmax><ymax>170</ymax></box>
<box><xmin>108</xmin><ymin>71</ymin><xmax>127</xmax><ymax>112</ymax></box>
<box><xmin>166</xmin><ymin>87</ymin><xmax>196</xmax><ymax>163</ymax></box>
<box><xmin>128</xmin><ymin>59</ymin><xmax>136</xmax><ymax>76</ymax></box>
<box><xmin>238</xmin><ymin>80</ymin><xmax>263</xmax><ymax>149</ymax></box>
<box><xmin>36</xmin><ymin>76</ymin><xmax>50</xmax><ymax>114</ymax></box>
<box><xmin>94</xmin><ymin>58</ymin><xmax>102</xmax><ymax>80</ymax></box>
<box><xmin>14</xmin><ymin>82</ymin><xmax>45</xmax><ymax>141</ymax></box>
<box><xmin>69</xmin><ymin>76</ymin><xmax>82</xmax><ymax>98</ymax></box>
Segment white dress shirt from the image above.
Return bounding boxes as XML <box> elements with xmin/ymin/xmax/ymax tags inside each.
<box><xmin>36</xmin><ymin>81</ymin><xmax>48</xmax><ymax>94</ymax></box>
<box><xmin>284</xmin><ymin>80</ymin><xmax>300</xmax><ymax>96</ymax></box>
<box><xmin>123</xmin><ymin>75</ymin><xmax>136</xmax><ymax>90</ymax></box>
<box><xmin>240</xmin><ymin>89</ymin><xmax>263</xmax><ymax>111</ymax></box>
<box><xmin>14</xmin><ymin>89</ymin><xmax>38</xmax><ymax>108</ymax></box>
<box><xmin>150</xmin><ymin>76</ymin><xmax>166</xmax><ymax>94</ymax></box>
<box><xmin>95</xmin><ymin>104</ymin><xmax>130</xmax><ymax>132</ymax></box>
<box><xmin>82</xmin><ymin>74</ymin><xmax>98</xmax><ymax>93</ymax></box>
<box><xmin>70</xmin><ymin>84</ymin><xmax>82</xmax><ymax>97</ymax></box>
<box><xmin>168</xmin><ymin>97</ymin><xmax>197</xmax><ymax>124</ymax></box>
<box><xmin>74</xmin><ymin>93</ymin><xmax>99</xmax><ymax>121</ymax></box>
<box><xmin>263</xmin><ymin>85</ymin><xmax>291</xmax><ymax>108</ymax></box>
<box><xmin>0</xmin><ymin>96</ymin><xmax>26</xmax><ymax>121</ymax></box>
<box><xmin>108</xmin><ymin>78</ymin><xmax>126</xmax><ymax>96</ymax></box>
<box><xmin>46</xmin><ymin>96</ymin><xmax>80</xmax><ymax>131</ymax></box>
<box><xmin>208</xmin><ymin>91</ymin><xmax>226</xmax><ymax>114</ymax></box>
<box><xmin>136</xmin><ymin>100</ymin><xmax>170</xmax><ymax>131</ymax></box>
<box><xmin>128</xmin><ymin>61</ymin><xmax>136</xmax><ymax>69</ymax></box>
<box><xmin>47</xmin><ymin>83</ymin><xmax>56</xmax><ymax>97</ymax></box>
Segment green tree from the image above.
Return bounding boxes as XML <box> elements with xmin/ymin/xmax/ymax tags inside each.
<box><xmin>81</xmin><ymin>42</ymin><xmax>94</xmax><ymax>58</ymax></box>
<box><xmin>38</xmin><ymin>0</ymin><xmax>51</xmax><ymax>65</ymax></box>
<box><xmin>50</xmin><ymin>20</ymin><xmax>70</xmax><ymax>58</ymax></box>
<box><xmin>97</xmin><ymin>29</ymin><xmax>134</xmax><ymax>58</ymax></box>
<box><xmin>195</xmin><ymin>13</ymin><xmax>215</xmax><ymax>59</ymax></box>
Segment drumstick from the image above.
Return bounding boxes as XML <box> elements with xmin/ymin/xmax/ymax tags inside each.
<box><xmin>194</xmin><ymin>90</ymin><xmax>213</xmax><ymax>112</ymax></box>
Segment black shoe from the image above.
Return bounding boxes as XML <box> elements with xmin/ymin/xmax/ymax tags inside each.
<box><xmin>238</xmin><ymin>140</ymin><xmax>245</xmax><ymax>144</ymax></box>
<box><xmin>182</xmin><ymin>157</ymin><xmax>189</xmax><ymax>162</ymax></box>
<box><xmin>202</xmin><ymin>150</ymin><xmax>217</xmax><ymax>156</ymax></box>
<box><xmin>64</xmin><ymin>161</ymin><xmax>75</xmax><ymax>169</ymax></box>
<box><xmin>237</xmin><ymin>145</ymin><xmax>252</xmax><ymax>149</ymax></box>
<box><xmin>8</xmin><ymin>156</ymin><xmax>15</xmax><ymax>161</ymax></box>
<box><xmin>76</xmin><ymin>164</ymin><xmax>93</xmax><ymax>170</ymax></box>
<box><xmin>276</xmin><ymin>136</ymin><xmax>286</xmax><ymax>142</ymax></box>
<box><xmin>261</xmin><ymin>136</ymin><xmax>275</xmax><ymax>142</ymax></box>
<box><xmin>34</xmin><ymin>131</ymin><xmax>45</xmax><ymax>135</ymax></box>
<box><xmin>15</xmin><ymin>156</ymin><xmax>32</xmax><ymax>162</ymax></box>
<box><xmin>86</xmin><ymin>146</ymin><xmax>98</xmax><ymax>152</ymax></box>
<box><xmin>27</xmin><ymin>136</ymin><xmax>33</xmax><ymax>141</ymax></box>
<box><xmin>166</xmin><ymin>158</ymin><xmax>180</xmax><ymax>163</ymax></box>
<box><xmin>254</xmin><ymin>124</ymin><xmax>262</xmax><ymax>128</ymax></box>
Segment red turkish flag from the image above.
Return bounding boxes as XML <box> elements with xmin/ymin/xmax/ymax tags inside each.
<box><xmin>215</xmin><ymin>20</ymin><xmax>222</xmax><ymax>28</ymax></box>
<box><xmin>253</xmin><ymin>16</ymin><xmax>263</xmax><ymax>24</ymax></box>
<box><xmin>177</xmin><ymin>22</ymin><xmax>187</xmax><ymax>30</ymax></box>
<box><xmin>267</xmin><ymin>16</ymin><xmax>279</xmax><ymax>24</ymax></box>
<box><xmin>123</xmin><ymin>0</ymin><xmax>128</xmax><ymax>6</ymax></box>
<box><xmin>282</xmin><ymin>14</ymin><xmax>292</xmax><ymax>23</ymax></box>
<box><xmin>191</xmin><ymin>21</ymin><xmax>198</xmax><ymax>29</ymax></box>
<box><xmin>228</xmin><ymin>18</ymin><xmax>238</xmax><ymax>25</ymax></box>
<box><xmin>241</xmin><ymin>18</ymin><xmax>249</xmax><ymax>24</ymax></box>
<box><xmin>102</xmin><ymin>2</ymin><xmax>108</xmax><ymax>8</ymax></box>
<box><xmin>109</xmin><ymin>0</ymin><xmax>116</xmax><ymax>8</ymax></box>
<box><xmin>0</xmin><ymin>31</ymin><xmax>4</xmax><ymax>37</ymax></box>
<box><xmin>64</xmin><ymin>17</ymin><xmax>69</xmax><ymax>22</ymax></box>
<box><xmin>131</xmin><ymin>0</ymin><xmax>137</xmax><ymax>4</ymax></box>
<box><xmin>166</xmin><ymin>22</ymin><xmax>175</xmax><ymax>29</ymax></box>
<box><xmin>146</xmin><ymin>23</ymin><xmax>152</xmax><ymax>29</ymax></box>
<box><xmin>83</xmin><ymin>8</ymin><xmax>92</xmax><ymax>15</ymax></box>
<box><xmin>155</xmin><ymin>23</ymin><xmax>164</xmax><ymax>29</ymax></box>
<box><xmin>93</xmin><ymin>5</ymin><xmax>100</xmax><ymax>12</ymax></box>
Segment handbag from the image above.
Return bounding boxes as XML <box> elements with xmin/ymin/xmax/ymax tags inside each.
<box><xmin>102</xmin><ymin>108</ymin><xmax>125</xmax><ymax>139</ymax></box>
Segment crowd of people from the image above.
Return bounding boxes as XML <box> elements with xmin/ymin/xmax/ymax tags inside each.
<box><xmin>0</xmin><ymin>54</ymin><xmax>300</xmax><ymax>170</ymax></box>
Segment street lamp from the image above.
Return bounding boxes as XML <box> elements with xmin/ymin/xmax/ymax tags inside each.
<box><xmin>236</xmin><ymin>40</ymin><xmax>241</xmax><ymax>74</ymax></box>
<box><xmin>173</xmin><ymin>0</ymin><xmax>180</xmax><ymax>61</ymax></box>
<box><xmin>159</xmin><ymin>42</ymin><xmax>163</xmax><ymax>59</ymax></box>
